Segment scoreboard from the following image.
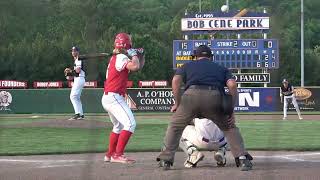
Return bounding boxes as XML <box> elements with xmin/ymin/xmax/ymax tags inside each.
<box><xmin>173</xmin><ymin>39</ymin><xmax>279</xmax><ymax>69</ymax></box>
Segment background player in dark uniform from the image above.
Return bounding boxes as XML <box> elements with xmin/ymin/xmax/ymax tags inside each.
<box><xmin>280</xmin><ymin>79</ymin><xmax>303</xmax><ymax>120</ymax></box>
<box><xmin>65</xmin><ymin>46</ymin><xmax>86</xmax><ymax>120</ymax></box>
<box><xmin>156</xmin><ymin>45</ymin><xmax>253</xmax><ymax>171</ymax></box>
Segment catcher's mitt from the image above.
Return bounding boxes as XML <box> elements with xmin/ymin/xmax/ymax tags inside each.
<box><xmin>64</xmin><ymin>68</ymin><xmax>74</xmax><ymax>80</ymax></box>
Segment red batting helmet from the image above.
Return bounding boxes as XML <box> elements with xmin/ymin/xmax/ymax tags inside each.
<box><xmin>114</xmin><ymin>33</ymin><xmax>132</xmax><ymax>50</ymax></box>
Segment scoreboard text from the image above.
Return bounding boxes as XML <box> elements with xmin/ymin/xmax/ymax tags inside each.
<box><xmin>173</xmin><ymin>39</ymin><xmax>279</xmax><ymax>69</ymax></box>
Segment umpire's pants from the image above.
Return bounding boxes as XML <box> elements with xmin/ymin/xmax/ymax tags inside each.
<box><xmin>157</xmin><ymin>88</ymin><xmax>247</xmax><ymax>162</ymax></box>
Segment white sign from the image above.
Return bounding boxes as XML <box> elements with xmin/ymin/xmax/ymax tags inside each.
<box><xmin>181</xmin><ymin>17</ymin><xmax>269</xmax><ymax>31</ymax></box>
<box><xmin>233</xmin><ymin>73</ymin><xmax>270</xmax><ymax>83</ymax></box>
<box><xmin>238</xmin><ymin>92</ymin><xmax>260</xmax><ymax>107</ymax></box>
<box><xmin>0</xmin><ymin>91</ymin><xmax>12</xmax><ymax>111</ymax></box>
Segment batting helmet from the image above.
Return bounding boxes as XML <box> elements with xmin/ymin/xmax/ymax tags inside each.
<box><xmin>114</xmin><ymin>33</ymin><xmax>132</xmax><ymax>50</ymax></box>
<box><xmin>282</xmin><ymin>79</ymin><xmax>288</xmax><ymax>83</ymax></box>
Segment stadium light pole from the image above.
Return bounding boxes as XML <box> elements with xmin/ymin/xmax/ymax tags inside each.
<box><xmin>226</xmin><ymin>0</ymin><xmax>229</xmax><ymax>11</ymax></box>
<box><xmin>301</xmin><ymin>0</ymin><xmax>304</xmax><ymax>87</ymax></box>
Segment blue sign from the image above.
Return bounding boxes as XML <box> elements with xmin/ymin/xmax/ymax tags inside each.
<box><xmin>173</xmin><ymin>39</ymin><xmax>279</xmax><ymax>69</ymax></box>
<box><xmin>232</xmin><ymin>88</ymin><xmax>278</xmax><ymax>112</ymax></box>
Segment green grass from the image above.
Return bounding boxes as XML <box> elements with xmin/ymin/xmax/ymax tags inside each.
<box><xmin>0</xmin><ymin>118</ymin><xmax>320</xmax><ymax>155</ymax></box>
<box><xmin>0</xmin><ymin>118</ymin><xmax>51</xmax><ymax>125</ymax></box>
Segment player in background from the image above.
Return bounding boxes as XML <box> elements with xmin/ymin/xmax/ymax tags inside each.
<box><xmin>180</xmin><ymin>118</ymin><xmax>228</xmax><ymax>168</ymax></box>
<box><xmin>280</xmin><ymin>79</ymin><xmax>303</xmax><ymax>120</ymax></box>
<box><xmin>68</xmin><ymin>46</ymin><xmax>85</xmax><ymax>120</ymax></box>
<box><xmin>102</xmin><ymin>33</ymin><xmax>145</xmax><ymax>164</ymax></box>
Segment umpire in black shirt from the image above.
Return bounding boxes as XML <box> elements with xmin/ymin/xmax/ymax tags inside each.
<box><xmin>156</xmin><ymin>45</ymin><xmax>253</xmax><ymax>171</ymax></box>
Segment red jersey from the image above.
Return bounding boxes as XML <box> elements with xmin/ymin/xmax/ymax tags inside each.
<box><xmin>104</xmin><ymin>54</ymin><xmax>129</xmax><ymax>96</ymax></box>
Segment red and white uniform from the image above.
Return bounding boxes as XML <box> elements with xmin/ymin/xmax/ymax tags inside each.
<box><xmin>102</xmin><ymin>54</ymin><xmax>136</xmax><ymax>133</ymax></box>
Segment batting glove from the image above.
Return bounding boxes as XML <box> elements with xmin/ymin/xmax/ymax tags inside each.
<box><xmin>127</xmin><ymin>48</ymin><xmax>138</xmax><ymax>57</ymax></box>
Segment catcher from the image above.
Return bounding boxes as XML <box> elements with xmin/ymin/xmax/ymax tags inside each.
<box><xmin>180</xmin><ymin>118</ymin><xmax>228</xmax><ymax>168</ymax></box>
<box><xmin>64</xmin><ymin>46</ymin><xmax>86</xmax><ymax>120</ymax></box>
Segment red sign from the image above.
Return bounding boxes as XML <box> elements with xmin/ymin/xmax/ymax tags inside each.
<box><xmin>68</xmin><ymin>81</ymin><xmax>98</xmax><ymax>88</ymax></box>
<box><xmin>33</xmin><ymin>81</ymin><xmax>63</xmax><ymax>88</ymax></box>
<box><xmin>138</xmin><ymin>80</ymin><xmax>168</xmax><ymax>88</ymax></box>
<box><xmin>154</xmin><ymin>81</ymin><xmax>168</xmax><ymax>87</ymax></box>
<box><xmin>0</xmin><ymin>80</ymin><xmax>27</xmax><ymax>89</ymax></box>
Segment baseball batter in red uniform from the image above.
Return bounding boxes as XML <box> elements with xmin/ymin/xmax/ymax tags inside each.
<box><xmin>102</xmin><ymin>33</ymin><xmax>145</xmax><ymax>164</ymax></box>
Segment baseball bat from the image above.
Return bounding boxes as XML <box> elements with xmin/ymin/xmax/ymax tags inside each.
<box><xmin>78</xmin><ymin>52</ymin><xmax>112</xmax><ymax>60</ymax></box>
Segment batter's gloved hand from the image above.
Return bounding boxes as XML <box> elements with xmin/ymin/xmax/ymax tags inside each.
<box><xmin>127</xmin><ymin>48</ymin><xmax>138</xmax><ymax>57</ymax></box>
<box><xmin>136</xmin><ymin>48</ymin><xmax>144</xmax><ymax>55</ymax></box>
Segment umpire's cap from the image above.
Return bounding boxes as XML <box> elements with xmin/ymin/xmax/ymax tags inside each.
<box><xmin>71</xmin><ymin>46</ymin><xmax>80</xmax><ymax>52</ymax></box>
<box><xmin>194</xmin><ymin>45</ymin><xmax>213</xmax><ymax>58</ymax></box>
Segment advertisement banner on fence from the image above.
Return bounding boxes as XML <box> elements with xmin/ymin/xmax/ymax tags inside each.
<box><xmin>126</xmin><ymin>88</ymin><xmax>279</xmax><ymax>112</ymax></box>
<box><xmin>0</xmin><ymin>87</ymin><xmax>318</xmax><ymax>114</ymax></box>
<box><xmin>234</xmin><ymin>88</ymin><xmax>278</xmax><ymax>112</ymax></box>
<box><xmin>287</xmin><ymin>87</ymin><xmax>320</xmax><ymax>111</ymax></box>
<box><xmin>126</xmin><ymin>89</ymin><xmax>175</xmax><ymax>111</ymax></box>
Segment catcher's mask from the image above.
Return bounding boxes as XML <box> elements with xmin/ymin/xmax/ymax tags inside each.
<box><xmin>193</xmin><ymin>45</ymin><xmax>213</xmax><ymax>58</ymax></box>
<box><xmin>114</xmin><ymin>33</ymin><xmax>132</xmax><ymax>50</ymax></box>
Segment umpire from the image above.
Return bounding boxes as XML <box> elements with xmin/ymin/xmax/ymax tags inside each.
<box><xmin>156</xmin><ymin>45</ymin><xmax>253</xmax><ymax>171</ymax></box>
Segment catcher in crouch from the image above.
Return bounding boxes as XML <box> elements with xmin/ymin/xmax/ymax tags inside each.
<box><xmin>179</xmin><ymin>117</ymin><xmax>228</xmax><ymax>168</ymax></box>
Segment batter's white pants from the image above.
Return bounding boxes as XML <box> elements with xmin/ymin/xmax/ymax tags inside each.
<box><xmin>283</xmin><ymin>95</ymin><xmax>302</xmax><ymax>118</ymax></box>
<box><xmin>180</xmin><ymin>125</ymin><xmax>227</xmax><ymax>153</ymax></box>
<box><xmin>70</xmin><ymin>77</ymin><xmax>85</xmax><ymax>115</ymax></box>
<box><xmin>101</xmin><ymin>93</ymin><xmax>136</xmax><ymax>133</ymax></box>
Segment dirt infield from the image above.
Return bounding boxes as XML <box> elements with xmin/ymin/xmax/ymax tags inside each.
<box><xmin>1</xmin><ymin>151</ymin><xmax>320</xmax><ymax>180</ymax></box>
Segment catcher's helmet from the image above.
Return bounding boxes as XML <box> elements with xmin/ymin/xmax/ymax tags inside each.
<box><xmin>194</xmin><ymin>45</ymin><xmax>213</xmax><ymax>58</ymax></box>
<box><xmin>114</xmin><ymin>33</ymin><xmax>132</xmax><ymax>50</ymax></box>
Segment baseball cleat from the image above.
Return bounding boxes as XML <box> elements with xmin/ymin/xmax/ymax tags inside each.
<box><xmin>214</xmin><ymin>147</ymin><xmax>227</xmax><ymax>167</ymax></box>
<box><xmin>77</xmin><ymin>115</ymin><xmax>85</xmax><ymax>120</ymax></box>
<box><xmin>184</xmin><ymin>151</ymin><xmax>204</xmax><ymax>168</ymax></box>
<box><xmin>104</xmin><ymin>155</ymin><xmax>111</xmax><ymax>162</ymax></box>
<box><xmin>111</xmin><ymin>155</ymin><xmax>136</xmax><ymax>164</ymax></box>
<box><xmin>299</xmin><ymin>116</ymin><xmax>303</xmax><ymax>120</ymax></box>
<box><xmin>68</xmin><ymin>114</ymin><xmax>80</xmax><ymax>120</ymax></box>
<box><xmin>183</xmin><ymin>160</ymin><xmax>195</xmax><ymax>168</ymax></box>
<box><xmin>282</xmin><ymin>117</ymin><xmax>287</xmax><ymax>120</ymax></box>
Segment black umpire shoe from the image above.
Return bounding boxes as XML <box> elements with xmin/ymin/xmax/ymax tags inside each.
<box><xmin>235</xmin><ymin>154</ymin><xmax>253</xmax><ymax>171</ymax></box>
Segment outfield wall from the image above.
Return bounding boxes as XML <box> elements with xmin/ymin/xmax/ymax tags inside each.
<box><xmin>0</xmin><ymin>87</ymin><xmax>319</xmax><ymax>114</ymax></box>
